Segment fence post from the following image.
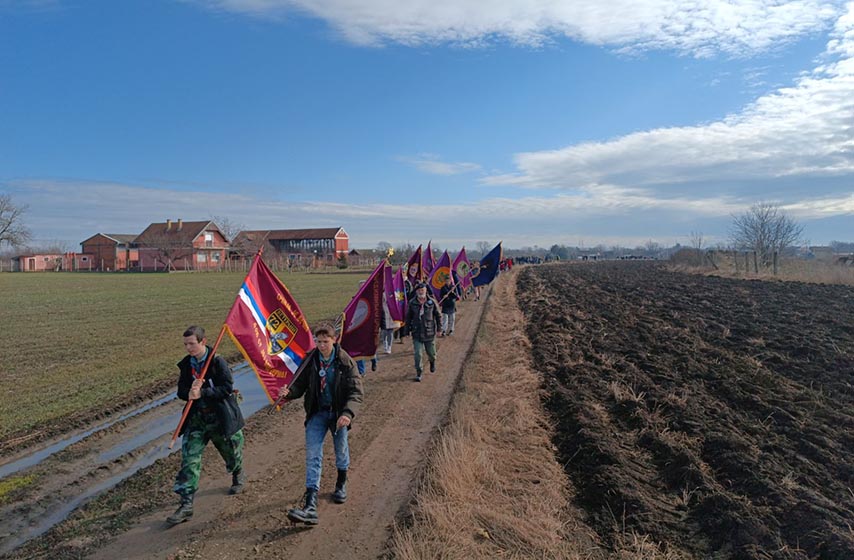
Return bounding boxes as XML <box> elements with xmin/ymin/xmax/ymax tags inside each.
<box><xmin>773</xmin><ymin>251</ymin><xmax>778</xmax><ymax>275</ymax></box>
<box><xmin>752</xmin><ymin>251</ymin><xmax>758</xmax><ymax>273</ymax></box>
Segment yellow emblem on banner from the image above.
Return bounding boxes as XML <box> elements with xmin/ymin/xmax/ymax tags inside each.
<box><xmin>431</xmin><ymin>266</ymin><xmax>450</xmax><ymax>289</ymax></box>
<box><xmin>267</xmin><ymin>308</ymin><xmax>297</xmax><ymax>355</ymax></box>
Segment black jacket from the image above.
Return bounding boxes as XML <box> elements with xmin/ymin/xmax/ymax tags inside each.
<box><xmin>439</xmin><ymin>284</ymin><xmax>459</xmax><ymax>313</ymax></box>
<box><xmin>405</xmin><ymin>296</ymin><xmax>442</xmax><ymax>341</ymax></box>
<box><xmin>177</xmin><ymin>347</ymin><xmax>245</xmax><ymax>437</ymax></box>
<box><xmin>286</xmin><ymin>344</ymin><xmax>364</xmax><ymax>425</ymax></box>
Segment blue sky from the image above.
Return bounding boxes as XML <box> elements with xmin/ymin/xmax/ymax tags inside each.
<box><xmin>1</xmin><ymin>0</ymin><xmax>852</xmax><ymax>250</ymax></box>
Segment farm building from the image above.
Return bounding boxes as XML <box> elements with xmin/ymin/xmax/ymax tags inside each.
<box><xmin>231</xmin><ymin>227</ymin><xmax>349</xmax><ymax>266</ymax></box>
<box><xmin>80</xmin><ymin>233</ymin><xmax>139</xmax><ymax>271</ymax></box>
<box><xmin>15</xmin><ymin>252</ymin><xmax>94</xmax><ymax>272</ymax></box>
<box><xmin>134</xmin><ymin>219</ymin><xmax>229</xmax><ymax>271</ymax></box>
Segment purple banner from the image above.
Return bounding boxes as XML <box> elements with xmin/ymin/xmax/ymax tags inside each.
<box><xmin>341</xmin><ymin>261</ymin><xmax>385</xmax><ymax>359</ymax></box>
<box><xmin>428</xmin><ymin>250</ymin><xmax>452</xmax><ymax>301</ymax></box>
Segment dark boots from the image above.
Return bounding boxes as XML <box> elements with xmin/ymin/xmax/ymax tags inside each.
<box><xmin>287</xmin><ymin>489</ymin><xmax>319</xmax><ymax>525</ymax></box>
<box><xmin>332</xmin><ymin>469</ymin><xmax>347</xmax><ymax>504</ymax></box>
<box><xmin>229</xmin><ymin>469</ymin><xmax>246</xmax><ymax>495</ymax></box>
<box><xmin>166</xmin><ymin>494</ymin><xmax>194</xmax><ymax>525</ymax></box>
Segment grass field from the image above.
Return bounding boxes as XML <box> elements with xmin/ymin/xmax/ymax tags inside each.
<box><xmin>0</xmin><ymin>270</ymin><xmax>368</xmax><ymax>442</ymax></box>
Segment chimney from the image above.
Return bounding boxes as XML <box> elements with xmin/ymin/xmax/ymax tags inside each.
<box><xmin>177</xmin><ymin>219</ymin><xmax>183</xmax><ymax>231</ymax></box>
<box><xmin>166</xmin><ymin>219</ymin><xmax>172</xmax><ymax>231</ymax></box>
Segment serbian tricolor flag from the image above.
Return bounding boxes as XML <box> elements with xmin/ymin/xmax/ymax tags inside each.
<box><xmin>428</xmin><ymin>250</ymin><xmax>452</xmax><ymax>300</ymax></box>
<box><xmin>452</xmin><ymin>247</ymin><xmax>472</xmax><ymax>291</ymax></box>
<box><xmin>340</xmin><ymin>261</ymin><xmax>385</xmax><ymax>359</ymax></box>
<box><xmin>472</xmin><ymin>242</ymin><xmax>503</xmax><ymax>287</ymax></box>
<box><xmin>422</xmin><ymin>240</ymin><xmax>436</xmax><ymax>279</ymax></box>
<box><xmin>384</xmin><ymin>264</ymin><xmax>406</xmax><ymax>325</ymax></box>
<box><xmin>225</xmin><ymin>254</ymin><xmax>314</xmax><ymax>404</ymax></box>
<box><xmin>406</xmin><ymin>244</ymin><xmax>422</xmax><ymax>283</ymax></box>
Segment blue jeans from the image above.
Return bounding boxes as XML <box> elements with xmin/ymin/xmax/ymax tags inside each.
<box><xmin>356</xmin><ymin>358</ymin><xmax>377</xmax><ymax>375</ymax></box>
<box><xmin>412</xmin><ymin>338</ymin><xmax>437</xmax><ymax>374</ymax></box>
<box><xmin>441</xmin><ymin>311</ymin><xmax>455</xmax><ymax>334</ymax></box>
<box><xmin>305</xmin><ymin>410</ymin><xmax>350</xmax><ymax>491</ymax></box>
<box><xmin>381</xmin><ymin>328</ymin><xmax>395</xmax><ymax>352</ymax></box>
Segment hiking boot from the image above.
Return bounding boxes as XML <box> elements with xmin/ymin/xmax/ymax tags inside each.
<box><xmin>287</xmin><ymin>489</ymin><xmax>319</xmax><ymax>525</ymax></box>
<box><xmin>415</xmin><ymin>374</ymin><xmax>422</xmax><ymax>382</ymax></box>
<box><xmin>371</xmin><ymin>361</ymin><xmax>377</xmax><ymax>372</ymax></box>
<box><xmin>332</xmin><ymin>469</ymin><xmax>347</xmax><ymax>504</ymax></box>
<box><xmin>166</xmin><ymin>494</ymin><xmax>194</xmax><ymax>525</ymax></box>
<box><xmin>430</xmin><ymin>361</ymin><xmax>436</xmax><ymax>373</ymax></box>
<box><xmin>229</xmin><ymin>469</ymin><xmax>246</xmax><ymax>495</ymax></box>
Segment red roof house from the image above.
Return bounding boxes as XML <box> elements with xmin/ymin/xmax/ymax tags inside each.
<box><xmin>134</xmin><ymin>219</ymin><xmax>229</xmax><ymax>271</ymax></box>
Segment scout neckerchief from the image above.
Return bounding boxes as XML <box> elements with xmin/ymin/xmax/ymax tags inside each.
<box><xmin>190</xmin><ymin>349</ymin><xmax>214</xmax><ymax>391</ymax></box>
<box><xmin>318</xmin><ymin>347</ymin><xmax>336</xmax><ymax>393</ymax></box>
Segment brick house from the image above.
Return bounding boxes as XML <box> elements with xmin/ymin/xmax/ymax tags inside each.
<box><xmin>15</xmin><ymin>252</ymin><xmax>94</xmax><ymax>272</ymax></box>
<box><xmin>134</xmin><ymin>219</ymin><xmax>229</xmax><ymax>271</ymax></box>
<box><xmin>232</xmin><ymin>227</ymin><xmax>349</xmax><ymax>266</ymax></box>
<box><xmin>80</xmin><ymin>233</ymin><xmax>139</xmax><ymax>271</ymax></box>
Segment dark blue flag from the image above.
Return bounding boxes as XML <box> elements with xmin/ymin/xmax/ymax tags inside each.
<box><xmin>471</xmin><ymin>242</ymin><xmax>502</xmax><ymax>287</ymax></box>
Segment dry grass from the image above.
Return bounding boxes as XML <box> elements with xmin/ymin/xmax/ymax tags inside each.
<box><xmin>390</xmin><ymin>270</ymin><xmax>696</xmax><ymax>559</ymax></box>
<box><xmin>672</xmin><ymin>255</ymin><xmax>854</xmax><ymax>286</ymax></box>
<box><xmin>390</xmin><ymin>272</ymin><xmax>605</xmax><ymax>559</ymax></box>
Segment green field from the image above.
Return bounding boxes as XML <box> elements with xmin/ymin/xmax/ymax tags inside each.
<box><xmin>0</xmin><ymin>270</ymin><xmax>369</xmax><ymax>441</ymax></box>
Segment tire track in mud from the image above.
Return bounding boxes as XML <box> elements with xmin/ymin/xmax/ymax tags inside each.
<box><xmin>518</xmin><ymin>262</ymin><xmax>854</xmax><ymax>559</ymax></box>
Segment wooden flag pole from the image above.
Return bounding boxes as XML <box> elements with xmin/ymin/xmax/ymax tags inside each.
<box><xmin>168</xmin><ymin>324</ymin><xmax>228</xmax><ymax>450</ymax></box>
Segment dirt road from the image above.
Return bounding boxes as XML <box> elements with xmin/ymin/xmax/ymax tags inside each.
<box><xmin>4</xmin><ymin>288</ymin><xmax>489</xmax><ymax>560</ymax></box>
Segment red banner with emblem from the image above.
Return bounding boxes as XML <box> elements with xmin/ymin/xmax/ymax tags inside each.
<box><xmin>224</xmin><ymin>254</ymin><xmax>314</xmax><ymax>404</ymax></box>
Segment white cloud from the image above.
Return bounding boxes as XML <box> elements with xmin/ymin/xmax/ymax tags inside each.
<box><xmin>189</xmin><ymin>0</ymin><xmax>845</xmax><ymax>56</ymax></box>
<box><xmin>397</xmin><ymin>153</ymin><xmax>482</xmax><ymax>175</ymax></box>
<box><xmin>782</xmin><ymin>191</ymin><xmax>854</xmax><ymax>217</ymax></box>
<box><xmin>483</xmin><ymin>5</ymin><xmax>854</xmax><ymax>194</ymax></box>
<box><xmin>8</xmin><ymin>178</ymin><xmax>847</xmax><ymax>251</ymax></box>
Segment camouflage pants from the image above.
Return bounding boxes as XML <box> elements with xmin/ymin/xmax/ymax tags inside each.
<box><xmin>173</xmin><ymin>411</ymin><xmax>244</xmax><ymax>497</ymax></box>
<box><xmin>412</xmin><ymin>338</ymin><xmax>437</xmax><ymax>374</ymax></box>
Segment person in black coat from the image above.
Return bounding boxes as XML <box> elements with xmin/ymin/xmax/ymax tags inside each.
<box><xmin>279</xmin><ymin>322</ymin><xmax>364</xmax><ymax>525</ymax></box>
<box><xmin>404</xmin><ymin>282</ymin><xmax>442</xmax><ymax>382</ymax></box>
<box><xmin>167</xmin><ymin>325</ymin><xmax>246</xmax><ymax>526</ymax></box>
<box><xmin>438</xmin><ymin>276</ymin><xmax>460</xmax><ymax>336</ymax></box>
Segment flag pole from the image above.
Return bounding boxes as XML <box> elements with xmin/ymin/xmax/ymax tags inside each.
<box><xmin>168</xmin><ymin>324</ymin><xmax>229</xmax><ymax>449</ymax></box>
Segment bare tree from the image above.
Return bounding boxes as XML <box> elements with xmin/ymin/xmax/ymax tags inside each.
<box><xmin>730</xmin><ymin>202</ymin><xmax>803</xmax><ymax>268</ymax></box>
<box><xmin>475</xmin><ymin>240</ymin><xmax>492</xmax><ymax>258</ymax></box>
<box><xmin>391</xmin><ymin>242</ymin><xmax>416</xmax><ymax>265</ymax></box>
<box><xmin>644</xmin><ymin>240</ymin><xmax>661</xmax><ymax>256</ymax></box>
<box><xmin>140</xmin><ymin>232</ymin><xmax>192</xmax><ymax>271</ymax></box>
<box><xmin>689</xmin><ymin>231</ymin><xmax>705</xmax><ymax>265</ymax></box>
<box><xmin>0</xmin><ymin>194</ymin><xmax>32</xmax><ymax>248</ymax></box>
<box><xmin>376</xmin><ymin>241</ymin><xmax>393</xmax><ymax>258</ymax></box>
<box><xmin>210</xmin><ymin>215</ymin><xmax>244</xmax><ymax>243</ymax></box>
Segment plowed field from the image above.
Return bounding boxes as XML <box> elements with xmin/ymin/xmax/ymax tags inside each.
<box><xmin>518</xmin><ymin>263</ymin><xmax>854</xmax><ymax>559</ymax></box>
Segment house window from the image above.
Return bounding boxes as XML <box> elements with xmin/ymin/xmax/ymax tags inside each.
<box><xmin>205</xmin><ymin>232</ymin><xmax>213</xmax><ymax>247</ymax></box>
<box><xmin>198</xmin><ymin>253</ymin><xmax>207</xmax><ymax>263</ymax></box>
<box><xmin>81</xmin><ymin>256</ymin><xmax>89</xmax><ymax>262</ymax></box>
<box><xmin>44</xmin><ymin>257</ymin><xmax>50</xmax><ymax>262</ymax></box>
<box><xmin>212</xmin><ymin>252</ymin><xmax>220</xmax><ymax>261</ymax></box>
